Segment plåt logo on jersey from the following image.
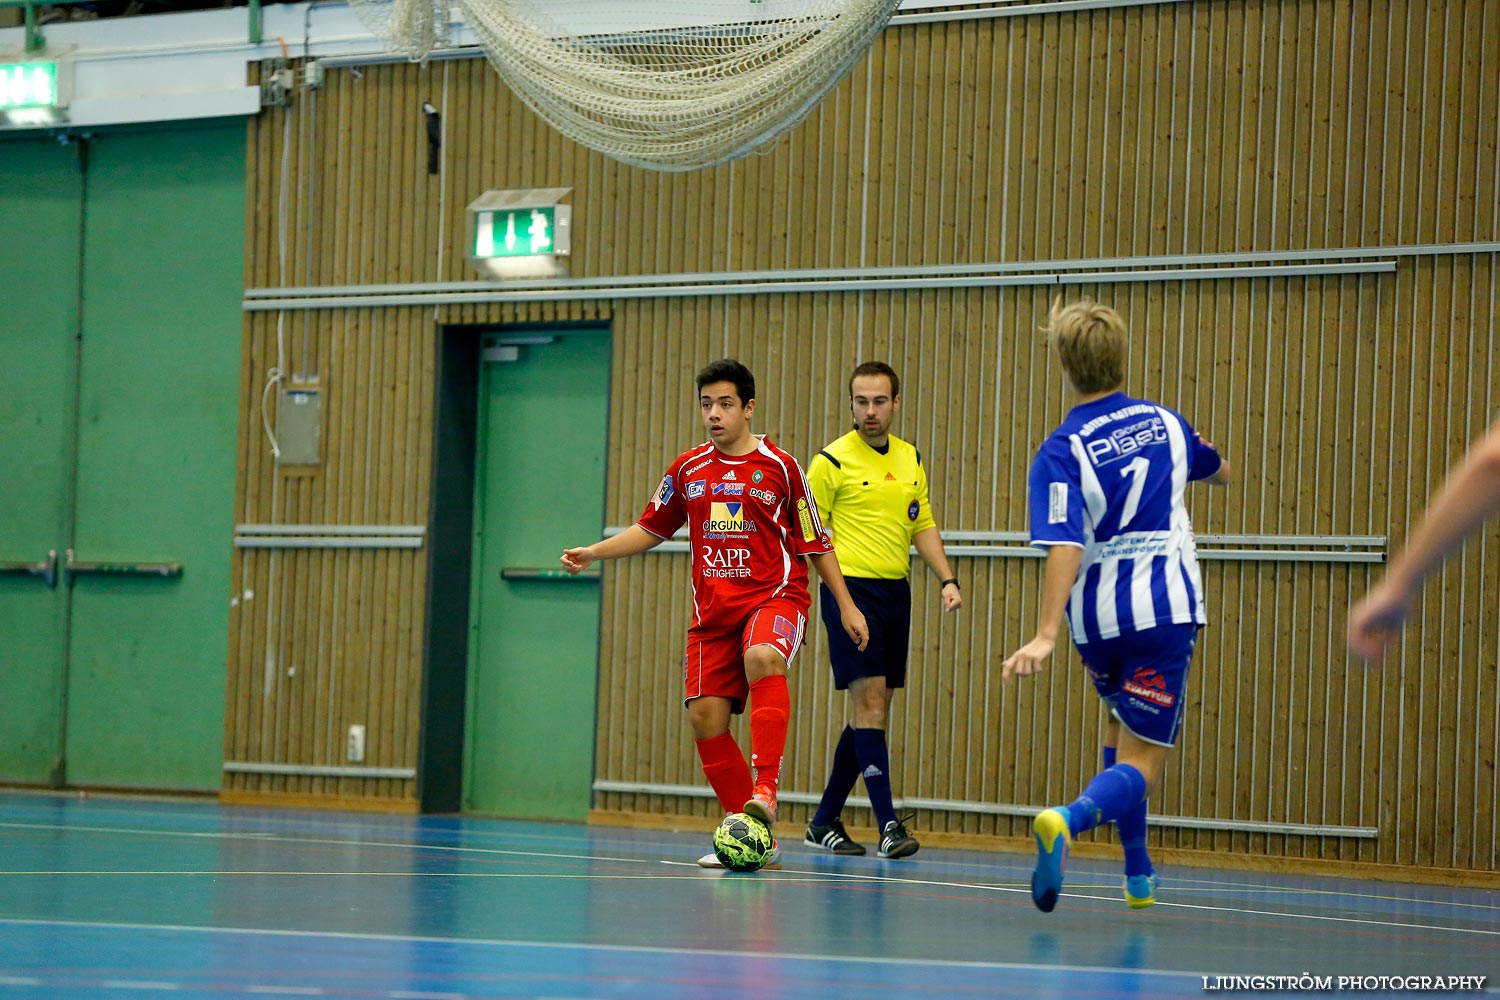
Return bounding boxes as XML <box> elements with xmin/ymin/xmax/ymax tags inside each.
<box><xmin>1085</xmin><ymin>415</ymin><xmax>1169</xmax><ymax>467</ymax></box>
<box><xmin>704</xmin><ymin>501</ymin><xmax>755</xmax><ymax>533</ymax></box>
<box><xmin>1122</xmin><ymin>667</ymin><xmax>1174</xmax><ymax>707</ymax></box>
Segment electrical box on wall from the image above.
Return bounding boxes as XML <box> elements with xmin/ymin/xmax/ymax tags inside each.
<box><xmin>276</xmin><ymin>380</ymin><xmax>322</xmax><ymax>466</ymax></box>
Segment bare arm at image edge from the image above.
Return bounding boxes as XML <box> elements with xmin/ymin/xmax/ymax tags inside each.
<box><xmin>1347</xmin><ymin>420</ymin><xmax>1500</xmax><ymax>663</ymax></box>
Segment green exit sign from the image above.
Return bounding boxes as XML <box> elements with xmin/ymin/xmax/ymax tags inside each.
<box><xmin>0</xmin><ymin>62</ymin><xmax>59</xmax><ymax>111</ymax></box>
<box><xmin>465</xmin><ymin>189</ymin><xmax>572</xmax><ymax>278</ymax></box>
<box><xmin>474</xmin><ymin>206</ymin><xmax>563</xmax><ymax>258</ymax></box>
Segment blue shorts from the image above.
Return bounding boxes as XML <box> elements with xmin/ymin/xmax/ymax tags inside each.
<box><xmin>1077</xmin><ymin>624</ymin><xmax>1198</xmax><ymax>747</ymax></box>
<box><xmin>819</xmin><ymin>577</ymin><xmax>910</xmax><ymax>690</ymax></box>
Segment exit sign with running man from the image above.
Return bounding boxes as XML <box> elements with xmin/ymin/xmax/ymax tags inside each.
<box><xmin>474</xmin><ymin>205</ymin><xmax>564</xmax><ymax>258</ymax></box>
<box><xmin>466</xmin><ymin>187</ymin><xmax>573</xmax><ymax>279</ymax></box>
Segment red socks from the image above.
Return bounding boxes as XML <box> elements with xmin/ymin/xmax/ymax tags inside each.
<box><xmin>695</xmin><ymin>675</ymin><xmax>791</xmax><ymax>811</ymax></box>
<box><xmin>695</xmin><ymin>731</ymin><xmax>753</xmax><ymax>813</ymax></box>
<box><xmin>748</xmin><ymin>674</ymin><xmax>790</xmax><ymax>790</ymax></box>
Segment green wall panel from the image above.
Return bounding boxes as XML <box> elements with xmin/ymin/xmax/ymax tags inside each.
<box><xmin>0</xmin><ymin>139</ymin><xmax>81</xmax><ymax>783</ymax></box>
<box><xmin>63</xmin><ymin>121</ymin><xmax>245</xmax><ymax>789</ymax></box>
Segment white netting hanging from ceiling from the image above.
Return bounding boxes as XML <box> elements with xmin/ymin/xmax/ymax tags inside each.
<box><xmin>347</xmin><ymin>0</ymin><xmax>903</xmax><ymax>171</ymax></box>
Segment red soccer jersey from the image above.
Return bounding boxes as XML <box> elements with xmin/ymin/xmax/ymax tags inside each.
<box><xmin>636</xmin><ymin>436</ymin><xmax>833</xmax><ymax>632</ymax></box>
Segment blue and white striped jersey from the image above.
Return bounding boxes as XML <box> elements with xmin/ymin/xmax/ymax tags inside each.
<box><xmin>1027</xmin><ymin>391</ymin><xmax>1223</xmax><ymax>645</ymax></box>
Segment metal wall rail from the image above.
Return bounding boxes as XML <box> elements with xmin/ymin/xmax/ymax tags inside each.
<box><xmin>243</xmin><ymin>261</ymin><xmax>1394</xmax><ymax>312</ymax></box>
<box><xmin>891</xmin><ymin>0</ymin><xmax>1196</xmax><ymax>26</ymax></box>
<box><xmin>223</xmin><ymin>761</ymin><xmax>416</xmax><ymax>779</ymax></box>
<box><xmin>241</xmin><ymin>241</ymin><xmax>1500</xmax><ymax>308</ymax></box>
<box><xmin>245</xmin><ymin>244</ymin><xmax>1500</xmax><ymax>301</ymax></box>
<box><xmin>590</xmin><ymin>780</ymin><xmax>1379</xmax><ymax>838</ymax></box>
<box><xmin>233</xmin><ymin>524</ymin><xmax>426</xmax><ymax>549</ymax></box>
<box><xmin>604</xmin><ymin>527</ymin><xmax>1386</xmax><ymax>563</ymax></box>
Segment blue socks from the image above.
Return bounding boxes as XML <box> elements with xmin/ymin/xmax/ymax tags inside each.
<box><xmin>812</xmin><ymin>725</ymin><xmax>859</xmax><ymax>826</ymax></box>
<box><xmin>812</xmin><ymin>726</ymin><xmax>897</xmax><ymax>831</ymax></box>
<box><xmin>853</xmin><ymin>727</ymin><xmax>897</xmax><ymax>831</ymax></box>
<box><xmin>1064</xmin><ymin>762</ymin><xmax>1147</xmax><ymax>838</ymax></box>
<box><xmin>1104</xmin><ymin>746</ymin><xmax>1154</xmax><ymax>878</ymax></box>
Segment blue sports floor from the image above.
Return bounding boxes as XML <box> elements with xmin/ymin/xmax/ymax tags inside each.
<box><xmin>0</xmin><ymin>793</ymin><xmax>1495</xmax><ymax>999</ymax></box>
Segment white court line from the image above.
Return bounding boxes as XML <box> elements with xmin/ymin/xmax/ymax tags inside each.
<box><xmin>657</xmin><ymin>861</ymin><xmax>1500</xmax><ymax>939</ymax></box>
<box><xmin>0</xmin><ymin>813</ymin><xmax>682</xmax><ymax>853</ymax></box>
<box><xmin>7</xmin><ymin>815</ymin><xmax>1495</xmax><ymax>911</ymax></box>
<box><xmin>100</xmin><ymin>982</ymin><xmax>181</xmax><ymax>991</ymax></box>
<box><xmin>2</xmin><ymin>816</ymin><xmax>1482</xmax><ymax>903</ymax></box>
<box><xmin>0</xmin><ymin>821</ymin><xmax>656</xmax><ymax>867</ymax></box>
<box><xmin>10</xmin><ymin>814</ymin><xmax>1493</xmax><ymax>912</ymax></box>
<box><xmin>0</xmin><ymin>916</ymin><xmax>1207</xmax><ymax>982</ymax></box>
<box><xmin>831</xmin><ymin>851</ymin><xmax>1500</xmax><ymax>904</ymax></box>
<box><xmin>3</xmin><ymin>870</ymin><xmax>707</xmax><ymax>882</ymax></box>
<box><xmin>7</xmin><ymin>820</ymin><xmax>1496</xmax><ymax>937</ymax></box>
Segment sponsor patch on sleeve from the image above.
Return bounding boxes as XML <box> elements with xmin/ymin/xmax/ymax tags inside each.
<box><xmin>652</xmin><ymin>475</ymin><xmax>674</xmax><ymax>510</ymax></box>
<box><xmin>1048</xmin><ymin>483</ymin><xmax>1068</xmax><ymax>524</ymax></box>
<box><xmin>797</xmin><ymin>497</ymin><xmax>816</xmax><ymax>541</ymax></box>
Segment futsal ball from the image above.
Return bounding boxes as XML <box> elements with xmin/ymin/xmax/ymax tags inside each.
<box><xmin>712</xmin><ymin>812</ymin><xmax>774</xmax><ymax>871</ymax></box>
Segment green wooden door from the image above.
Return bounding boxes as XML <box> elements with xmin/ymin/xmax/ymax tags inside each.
<box><xmin>60</xmin><ymin>126</ymin><xmax>243</xmax><ymax>789</ymax></box>
<box><xmin>0</xmin><ymin>124</ymin><xmax>242</xmax><ymax>790</ymax></box>
<box><xmin>0</xmin><ymin>139</ymin><xmax>82</xmax><ymax>784</ymax></box>
<box><xmin>465</xmin><ymin>330</ymin><xmax>610</xmax><ymax>819</ymax></box>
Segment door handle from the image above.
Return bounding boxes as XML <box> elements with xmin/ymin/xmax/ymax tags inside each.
<box><xmin>500</xmin><ymin>566</ymin><xmax>600</xmax><ymax>581</ymax></box>
<box><xmin>0</xmin><ymin>550</ymin><xmax>59</xmax><ymax>588</ymax></box>
<box><xmin>64</xmin><ymin>548</ymin><xmax>183</xmax><ymax>584</ymax></box>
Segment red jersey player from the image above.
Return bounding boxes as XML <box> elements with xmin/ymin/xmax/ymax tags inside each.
<box><xmin>562</xmin><ymin>360</ymin><xmax>869</xmax><ymax>867</ymax></box>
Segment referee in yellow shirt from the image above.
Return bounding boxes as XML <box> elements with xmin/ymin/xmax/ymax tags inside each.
<box><xmin>803</xmin><ymin>362</ymin><xmax>962</xmax><ymax>859</ymax></box>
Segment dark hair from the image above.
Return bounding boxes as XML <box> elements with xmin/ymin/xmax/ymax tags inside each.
<box><xmin>849</xmin><ymin>361</ymin><xmax>900</xmax><ymax>398</ymax></box>
<box><xmin>696</xmin><ymin>359</ymin><xmax>756</xmax><ymax>406</ymax></box>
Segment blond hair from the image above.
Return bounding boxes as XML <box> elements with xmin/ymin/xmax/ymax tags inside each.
<box><xmin>1044</xmin><ymin>296</ymin><xmax>1127</xmax><ymax>394</ymax></box>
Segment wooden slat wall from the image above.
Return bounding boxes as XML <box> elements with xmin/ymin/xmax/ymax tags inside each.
<box><xmin>229</xmin><ymin>0</ymin><xmax>1500</xmax><ymax>869</ymax></box>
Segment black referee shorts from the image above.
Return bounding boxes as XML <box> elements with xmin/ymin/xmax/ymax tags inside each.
<box><xmin>819</xmin><ymin>577</ymin><xmax>912</xmax><ymax>690</ymax></box>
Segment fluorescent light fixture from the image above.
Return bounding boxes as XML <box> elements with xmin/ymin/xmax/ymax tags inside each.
<box><xmin>0</xmin><ymin>106</ymin><xmax>67</xmax><ymax>126</ymax></box>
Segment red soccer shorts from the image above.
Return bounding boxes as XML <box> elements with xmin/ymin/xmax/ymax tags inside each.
<box><xmin>682</xmin><ymin>596</ymin><xmax>807</xmax><ymax>713</ymax></box>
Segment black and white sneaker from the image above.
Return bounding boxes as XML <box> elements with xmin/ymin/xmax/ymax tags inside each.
<box><xmin>878</xmin><ymin>816</ymin><xmax>920</xmax><ymax>859</ymax></box>
<box><xmin>804</xmin><ymin>818</ymin><xmax>867</xmax><ymax>855</ymax></box>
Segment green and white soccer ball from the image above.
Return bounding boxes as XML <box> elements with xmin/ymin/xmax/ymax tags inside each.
<box><xmin>712</xmin><ymin>812</ymin><xmax>774</xmax><ymax>871</ymax></box>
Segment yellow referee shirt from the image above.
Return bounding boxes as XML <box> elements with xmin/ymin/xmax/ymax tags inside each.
<box><xmin>806</xmin><ymin>430</ymin><xmax>937</xmax><ymax>580</ymax></box>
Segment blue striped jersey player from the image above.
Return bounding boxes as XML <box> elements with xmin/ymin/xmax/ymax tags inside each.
<box><xmin>1003</xmin><ymin>297</ymin><xmax>1232</xmax><ymax>914</ymax></box>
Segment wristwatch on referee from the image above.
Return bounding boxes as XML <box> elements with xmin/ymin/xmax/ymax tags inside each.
<box><xmin>940</xmin><ymin>578</ymin><xmax>959</xmax><ymax>590</ymax></box>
